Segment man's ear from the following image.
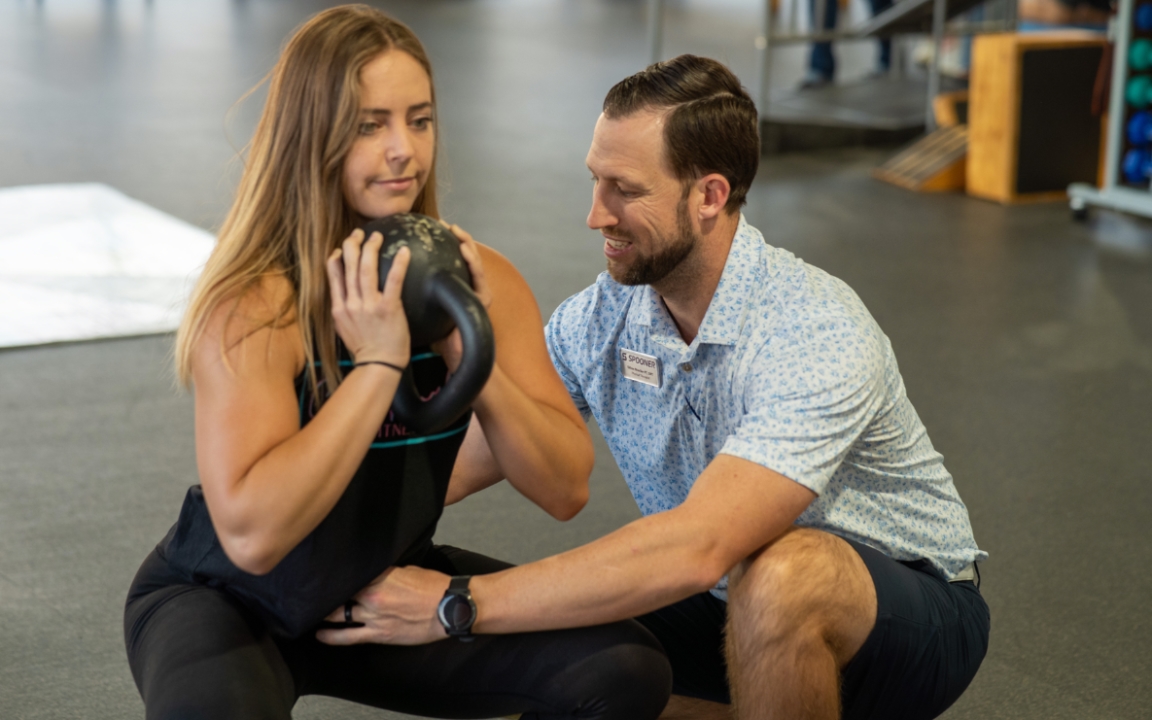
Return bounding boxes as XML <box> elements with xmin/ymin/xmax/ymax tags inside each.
<box><xmin>695</xmin><ymin>173</ymin><xmax>731</xmax><ymax>220</ymax></box>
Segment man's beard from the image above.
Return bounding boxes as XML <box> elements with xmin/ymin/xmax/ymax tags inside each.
<box><xmin>609</xmin><ymin>197</ymin><xmax>697</xmax><ymax>286</ymax></box>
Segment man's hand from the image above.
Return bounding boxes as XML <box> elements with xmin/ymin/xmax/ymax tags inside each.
<box><xmin>316</xmin><ymin>566</ymin><xmax>451</xmax><ymax>646</ymax></box>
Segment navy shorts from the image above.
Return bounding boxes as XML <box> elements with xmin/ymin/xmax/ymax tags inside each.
<box><xmin>635</xmin><ymin>539</ymin><xmax>990</xmax><ymax>720</ymax></box>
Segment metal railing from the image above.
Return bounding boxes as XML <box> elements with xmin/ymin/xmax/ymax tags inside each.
<box><xmin>646</xmin><ymin>0</ymin><xmax>1018</xmax><ymax>130</ymax></box>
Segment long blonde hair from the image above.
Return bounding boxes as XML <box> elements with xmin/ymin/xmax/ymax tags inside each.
<box><xmin>175</xmin><ymin>4</ymin><xmax>438</xmax><ymax>400</ymax></box>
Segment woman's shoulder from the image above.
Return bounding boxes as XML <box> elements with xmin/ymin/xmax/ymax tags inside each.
<box><xmin>476</xmin><ymin>242</ymin><xmax>521</xmax><ymax>284</ymax></box>
<box><xmin>476</xmin><ymin>242</ymin><xmax>537</xmax><ymax>317</ymax></box>
<box><xmin>194</xmin><ymin>272</ymin><xmax>305</xmax><ymax>376</ymax></box>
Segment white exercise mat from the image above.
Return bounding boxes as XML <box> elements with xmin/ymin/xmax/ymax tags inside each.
<box><xmin>0</xmin><ymin>183</ymin><xmax>215</xmax><ymax>348</ymax></box>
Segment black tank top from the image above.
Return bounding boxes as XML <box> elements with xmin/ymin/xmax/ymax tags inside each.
<box><xmin>158</xmin><ymin>350</ymin><xmax>471</xmax><ymax>638</ymax></box>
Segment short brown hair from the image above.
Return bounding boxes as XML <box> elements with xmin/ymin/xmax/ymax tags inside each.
<box><xmin>603</xmin><ymin>55</ymin><xmax>759</xmax><ymax>214</ymax></box>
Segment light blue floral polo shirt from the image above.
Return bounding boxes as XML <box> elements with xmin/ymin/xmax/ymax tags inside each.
<box><xmin>545</xmin><ymin>216</ymin><xmax>986</xmax><ymax>599</ymax></box>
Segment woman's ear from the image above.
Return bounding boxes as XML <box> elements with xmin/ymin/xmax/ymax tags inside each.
<box><xmin>695</xmin><ymin>173</ymin><xmax>731</xmax><ymax>221</ymax></box>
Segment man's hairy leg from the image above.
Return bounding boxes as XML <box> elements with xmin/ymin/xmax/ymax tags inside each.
<box><xmin>659</xmin><ymin>694</ymin><xmax>730</xmax><ymax>719</ymax></box>
<box><xmin>724</xmin><ymin>528</ymin><xmax>877</xmax><ymax>720</ymax></box>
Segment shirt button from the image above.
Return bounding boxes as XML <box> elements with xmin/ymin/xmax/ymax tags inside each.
<box><xmin>681</xmin><ymin>363</ymin><xmax>693</xmax><ymax>372</ymax></box>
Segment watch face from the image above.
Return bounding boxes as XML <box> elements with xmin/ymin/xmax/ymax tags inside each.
<box><xmin>441</xmin><ymin>594</ymin><xmax>474</xmax><ymax>631</ymax></box>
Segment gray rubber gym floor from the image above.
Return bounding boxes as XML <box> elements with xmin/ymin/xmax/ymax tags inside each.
<box><xmin>1</xmin><ymin>1</ymin><xmax>1149</xmax><ymax>718</ymax></box>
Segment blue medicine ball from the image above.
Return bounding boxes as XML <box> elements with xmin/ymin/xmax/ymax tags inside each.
<box><xmin>1123</xmin><ymin>148</ymin><xmax>1152</xmax><ymax>183</ymax></box>
<box><xmin>1138</xmin><ymin>2</ymin><xmax>1152</xmax><ymax>31</ymax></box>
<box><xmin>1128</xmin><ymin>111</ymin><xmax>1152</xmax><ymax>145</ymax></box>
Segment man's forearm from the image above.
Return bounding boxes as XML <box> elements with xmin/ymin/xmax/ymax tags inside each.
<box><xmin>470</xmin><ymin>506</ymin><xmax>726</xmax><ymax>633</ymax></box>
<box><xmin>322</xmin><ymin>455</ymin><xmax>815</xmax><ymax>648</ymax></box>
<box><xmin>467</xmin><ymin>455</ymin><xmax>818</xmax><ymax>634</ymax></box>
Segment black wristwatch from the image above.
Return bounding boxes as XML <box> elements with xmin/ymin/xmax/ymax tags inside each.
<box><xmin>437</xmin><ymin>575</ymin><xmax>476</xmax><ymax>641</ymax></box>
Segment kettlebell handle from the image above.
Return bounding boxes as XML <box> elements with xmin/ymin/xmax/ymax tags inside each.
<box><xmin>390</xmin><ymin>272</ymin><xmax>495</xmax><ymax>434</ymax></box>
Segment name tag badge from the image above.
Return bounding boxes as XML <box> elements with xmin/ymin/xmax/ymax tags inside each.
<box><xmin>621</xmin><ymin>348</ymin><xmax>661</xmax><ymax>388</ymax></box>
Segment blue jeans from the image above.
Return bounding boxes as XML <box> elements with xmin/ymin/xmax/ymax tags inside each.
<box><xmin>809</xmin><ymin>0</ymin><xmax>894</xmax><ymax>79</ymax></box>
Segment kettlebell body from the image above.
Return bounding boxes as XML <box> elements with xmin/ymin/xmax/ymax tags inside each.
<box><xmin>361</xmin><ymin>214</ymin><xmax>495</xmax><ymax>434</ymax></box>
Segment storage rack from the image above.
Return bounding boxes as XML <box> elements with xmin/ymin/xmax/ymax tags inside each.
<box><xmin>1068</xmin><ymin>0</ymin><xmax>1152</xmax><ymax>219</ymax></box>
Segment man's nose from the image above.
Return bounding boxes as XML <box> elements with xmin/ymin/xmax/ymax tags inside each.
<box><xmin>587</xmin><ymin>189</ymin><xmax>617</xmax><ymax>230</ymax></box>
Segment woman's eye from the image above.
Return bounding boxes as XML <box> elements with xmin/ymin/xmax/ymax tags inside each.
<box><xmin>358</xmin><ymin>122</ymin><xmax>379</xmax><ymax>136</ymax></box>
<box><xmin>412</xmin><ymin>116</ymin><xmax>433</xmax><ymax>130</ymax></box>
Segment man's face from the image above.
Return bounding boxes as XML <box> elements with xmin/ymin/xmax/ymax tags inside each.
<box><xmin>585</xmin><ymin>111</ymin><xmax>698</xmax><ymax>286</ymax></box>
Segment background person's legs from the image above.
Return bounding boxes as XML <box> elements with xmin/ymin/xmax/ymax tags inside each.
<box><xmin>808</xmin><ymin>0</ymin><xmax>896</xmax><ymax>84</ymax></box>
<box><xmin>869</xmin><ymin>0</ymin><xmax>895</xmax><ymax>72</ymax></box>
<box><xmin>806</xmin><ymin>0</ymin><xmax>840</xmax><ymax>84</ymax></box>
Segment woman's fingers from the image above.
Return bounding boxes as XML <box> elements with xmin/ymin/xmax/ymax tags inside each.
<box><xmin>316</xmin><ymin>625</ymin><xmax>374</xmax><ymax>647</ymax></box>
<box><xmin>382</xmin><ymin>246</ymin><xmax>411</xmax><ymax>306</ymax></box>
<box><xmin>342</xmin><ymin>228</ymin><xmax>366</xmax><ymax>305</ymax></box>
<box><xmin>329</xmin><ymin>230</ymin><xmax>412</xmax><ymax>364</ymax></box>
<box><xmin>360</xmin><ymin>231</ymin><xmax>385</xmax><ymax>302</ymax></box>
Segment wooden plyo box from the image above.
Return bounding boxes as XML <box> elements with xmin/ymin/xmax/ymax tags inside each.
<box><xmin>967</xmin><ymin>32</ymin><xmax>1106</xmax><ymax>204</ymax></box>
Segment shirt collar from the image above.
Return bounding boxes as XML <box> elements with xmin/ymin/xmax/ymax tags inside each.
<box><xmin>695</xmin><ymin>215</ymin><xmax>761</xmax><ymax>346</ymax></box>
<box><xmin>626</xmin><ymin>214</ymin><xmax>762</xmax><ymax>349</ymax></box>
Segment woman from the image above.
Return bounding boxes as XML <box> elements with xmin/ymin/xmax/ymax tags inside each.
<box><xmin>123</xmin><ymin>6</ymin><xmax>671</xmax><ymax>719</ymax></box>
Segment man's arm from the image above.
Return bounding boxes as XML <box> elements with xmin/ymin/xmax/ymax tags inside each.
<box><xmin>474</xmin><ymin>454</ymin><xmax>816</xmax><ymax>632</ymax></box>
<box><xmin>317</xmin><ymin>453</ymin><xmax>816</xmax><ymax>645</ymax></box>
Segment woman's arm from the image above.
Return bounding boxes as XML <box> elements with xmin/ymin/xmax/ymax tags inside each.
<box><xmin>194</xmin><ymin>231</ymin><xmax>412</xmax><ymax>575</ymax></box>
<box><xmin>442</xmin><ymin>228</ymin><xmax>593</xmax><ymax>519</ymax></box>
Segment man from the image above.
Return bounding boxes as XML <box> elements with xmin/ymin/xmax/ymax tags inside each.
<box><xmin>322</xmin><ymin>55</ymin><xmax>990</xmax><ymax>720</ymax></box>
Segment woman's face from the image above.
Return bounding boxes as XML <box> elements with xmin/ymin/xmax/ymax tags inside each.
<box><xmin>342</xmin><ymin>50</ymin><xmax>435</xmax><ymax>219</ymax></box>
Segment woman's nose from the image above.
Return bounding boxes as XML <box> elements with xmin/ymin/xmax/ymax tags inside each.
<box><xmin>384</xmin><ymin>127</ymin><xmax>414</xmax><ymax>167</ymax></box>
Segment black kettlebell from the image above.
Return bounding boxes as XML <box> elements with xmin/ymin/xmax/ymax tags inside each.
<box><xmin>363</xmin><ymin>214</ymin><xmax>495</xmax><ymax>434</ymax></box>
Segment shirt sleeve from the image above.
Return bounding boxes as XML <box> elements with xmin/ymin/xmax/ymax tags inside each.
<box><xmin>544</xmin><ymin>297</ymin><xmax>592</xmax><ymax>420</ymax></box>
<box><xmin>720</xmin><ymin>316</ymin><xmax>888</xmax><ymax>495</ymax></box>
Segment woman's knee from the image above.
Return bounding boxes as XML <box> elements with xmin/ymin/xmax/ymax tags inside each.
<box><xmin>128</xmin><ymin>585</ymin><xmax>295</xmax><ymax>720</ymax></box>
<box><xmin>539</xmin><ymin>621</ymin><xmax>673</xmax><ymax>720</ymax></box>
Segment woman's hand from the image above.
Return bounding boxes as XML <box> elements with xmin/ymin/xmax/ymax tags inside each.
<box><xmin>327</xmin><ymin>229</ymin><xmax>412</xmax><ymax>367</ymax></box>
<box><xmin>316</xmin><ymin>566</ymin><xmax>450</xmax><ymax>646</ymax></box>
<box><xmin>432</xmin><ymin>222</ymin><xmax>491</xmax><ymax>373</ymax></box>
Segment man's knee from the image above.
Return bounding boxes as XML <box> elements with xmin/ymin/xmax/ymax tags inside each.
<box><xmin>730</xmin><ymin>528</ymin><xmax>854</xmax><ymax>607</ymax></box>
<box><xmin>727</xmin><ymin>528</ymin><xmax>876</xmax><ymax>663</ymax></box>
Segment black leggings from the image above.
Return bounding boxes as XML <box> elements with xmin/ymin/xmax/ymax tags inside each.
<box><xmin>124</xmin><ymin>546</ymin><xmax>672</xmax><ymax>720</ymax></box>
